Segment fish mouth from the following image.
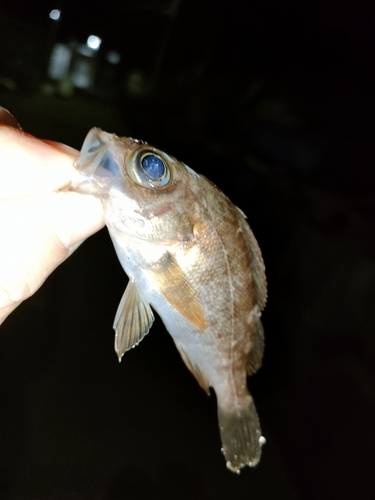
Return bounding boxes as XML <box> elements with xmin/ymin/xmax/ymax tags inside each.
<box><xmin>73</xmin><ymin>128</ymin><xmax>147</xmax><ymax>194</ymax></box>
<box><xmin>72</xmin><ymin>129</ymin><xmax>123</xmax><ymax>194</ymax></box>
<box><xmin>74</xmin><ymin>128</ymin><xmax>144</xmax><ymax>172</ymax></box>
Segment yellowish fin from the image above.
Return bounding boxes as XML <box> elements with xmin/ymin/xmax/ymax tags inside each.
<box><xmin>147</xmin><ymin>252</ymin><xmax>207</xmax><ymax>330</ymax></box>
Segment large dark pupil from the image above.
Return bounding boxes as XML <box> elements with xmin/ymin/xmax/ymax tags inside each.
<box><xmin>141</xmin><ymin>155</ymin><xmax>165</xmax><ymax>179</ymax></box>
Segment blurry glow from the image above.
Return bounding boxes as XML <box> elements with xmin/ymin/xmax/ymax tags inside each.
<box><xmin>48</xmin><ymin>43</ymin><xmax>71</xmax><ymax>80</ymax></box>
<box><xmin>71</xmin><ymin>57</ymin><xmax>94</xmax><ymax>89</ymax></box>
<box><xmin>87</xmin><ymin>35</ymin><xmax>102</xmax><ymax>51</ymax></box>
<box><xmin>106</xmin><ymin>50</ymin><xmax>120</xmax><ymax>64</ymax></box>
<box><xmin>77</xmin><ymin>44</ymin><xmax>94</xmax><ymax>57</ymax></box>
<box><xmin>71</xmin><ymin>47</ymin><xmax>96</xmax><ymax>89</ymax></box>
<box><xmin>49</xmin><ymin>9</ymin><xmax>61</xmax><ymax>21</ymax></box>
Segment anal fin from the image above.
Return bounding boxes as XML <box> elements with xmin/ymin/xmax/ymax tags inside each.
<box><xmin>113</xmin><ymin>280</ymin><xmax>154</xmax><ymax>361</ymax></box>
<box><xmin>175</xmin><ymin>343</ymin><xmax>210</xmax><ymax>394</ymax></box>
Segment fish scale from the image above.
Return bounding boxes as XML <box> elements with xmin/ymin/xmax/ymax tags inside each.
<box><xmin>73</xmin><ymin>127</ymin><xmax>267</xmax><ymax>473</ymax></box>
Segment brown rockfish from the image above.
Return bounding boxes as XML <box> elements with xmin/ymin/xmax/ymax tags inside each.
<box><xmin>73</xmin><ymin>128</ymin><xmax>267</xmax><ymax>473</ymax></box>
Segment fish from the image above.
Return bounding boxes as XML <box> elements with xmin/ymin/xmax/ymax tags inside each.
<box><xmin>73</xmin><ymin>128</ymin><xmax>267</xmax><ymax>473</ymax></box>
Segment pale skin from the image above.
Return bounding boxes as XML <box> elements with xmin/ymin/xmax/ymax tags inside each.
<box><xmin>0</xmin><ymin>108</ymin><xmax>104</xmax><ymax>324</ymax></box>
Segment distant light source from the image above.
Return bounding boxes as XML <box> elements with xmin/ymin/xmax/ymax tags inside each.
<box><xmin>49</xmin><ymin>9</ymin><xmax>61</xmax><ymax>21</ymax></box>
<box><xmin>106</xmin><ymin>50</ymin><xmax>120</xmax><ymax>65</ymax></box>
<box><xmin>48</xmin><ymin>43</ymin><xmax>72</xmax><ymax>80</ymax></box>
<box><xmin>87</xmin><ymin>35</ymin><xmax>102</xmax><ymax>51</ymax></box>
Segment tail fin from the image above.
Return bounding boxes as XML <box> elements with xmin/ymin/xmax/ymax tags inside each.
<box><xmin>218</xmin><ymin>395</ymin><xmax>265</xmax><ymax>473</ymax></box>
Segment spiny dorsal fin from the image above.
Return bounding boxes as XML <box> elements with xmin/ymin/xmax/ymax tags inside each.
<box><xmin>175</xmin><ymin>342</ymin><xmax>210</xmax><ymax>394</ymax></box>
<box><xmin>146</xmin><ymin>252</ymin><xmax>207</xmax><ymax>330</ymax></box>
<box><xmin>113</xmin><ymin>280</ymin><xmax>154</xmax><ymax>361</ymax></box>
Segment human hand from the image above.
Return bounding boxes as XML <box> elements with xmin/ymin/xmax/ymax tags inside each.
<box><xmin>0</xmin><ymin>108</ymin><xmax>104</xmax><ymax>324</ymax></box>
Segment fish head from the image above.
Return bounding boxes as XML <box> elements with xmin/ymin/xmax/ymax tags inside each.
<box><xmin>73</xmin><ymin>128</ymin><xmax>202</xmax><ymax>243</ymax></box>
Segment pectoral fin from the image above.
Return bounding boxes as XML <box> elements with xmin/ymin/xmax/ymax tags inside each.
<box><xmin>147</xmin><ymin>252</ymin><xmax>207</xmax><ymax>330</ymax></box>
<box><xmin>113</xmin><ymin>280</ymin><xmax>154</xmax><ymax>361</ymax></box>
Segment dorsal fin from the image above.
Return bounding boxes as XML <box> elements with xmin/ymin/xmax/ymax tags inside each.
<box><xmin>246</xmin><ymin>307</ymin><xmax>265</xmax><ymax>375</ymax></box>
<box><xmin>236</xmin><ymin>208</ymin><xmax>267</xmax><ymax>311</ymax></box>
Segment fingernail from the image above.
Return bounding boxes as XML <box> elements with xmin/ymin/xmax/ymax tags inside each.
<box><xmin>0</xmin><ymin>107</ymin><xmax>22</xmax><ymax>130</ymax></box>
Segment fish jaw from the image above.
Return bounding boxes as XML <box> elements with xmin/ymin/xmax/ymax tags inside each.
<box><xmin>72</xmin><ymin>128</ymin><xmax>134</xmax><ymax>195</ymax></box>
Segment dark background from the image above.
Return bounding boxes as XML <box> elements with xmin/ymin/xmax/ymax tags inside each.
<box><xmin>1</xmin><ymin>1</ymin><xmax>375</xmax><ymax>498</ymax></box>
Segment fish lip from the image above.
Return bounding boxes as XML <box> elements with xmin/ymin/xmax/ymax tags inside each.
<box><xmin>73</xmin><ymin>129</ymin><xmax>124</xmax><ymax>191</ymax></box>
<box><xmin>69</xmin><ymin>178</ymin><xmax>107</xmax><ymax>196</ymax></box>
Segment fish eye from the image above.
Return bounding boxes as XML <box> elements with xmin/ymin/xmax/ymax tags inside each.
<box><xmin>127</xmin><ymin>150</ymin><xmax>171</xmax><ymax>189</ymax></box>
<box><xmin>141</xmin><ymin>154</ymin><xmax>166</xmax><ymax>179</ymax></box>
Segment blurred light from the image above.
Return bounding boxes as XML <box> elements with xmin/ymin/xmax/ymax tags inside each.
<box><xmin>87</xmin><ymin>35</ymin><xmax>102</xmax><ymax>51</ymax></box>
<box><xmin>49</xmin><ymin>9</ymin><xmax>61</xmax><ymax>21</ymax></box>
<box><xmin>77</xmin><ymin>44</ymin><xmax>94</xmax><ymax>57</ymax></box>
<box><xmin>71</xmin><ymin>56</ymin><xmax>95</xmax><ymax>89</ymax></box>
<box><xmin>106</xmin><ymin>50</ymin><xmax>121</xmax><ymax>64</ymax></box>
<box><xmin>48</xmin><ymin>43</ymin><xmax>72</xmax><ymax>80</ymax></box>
